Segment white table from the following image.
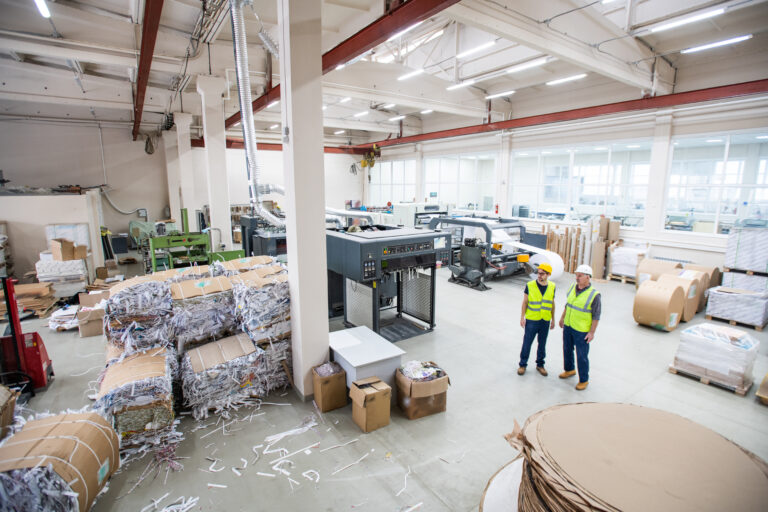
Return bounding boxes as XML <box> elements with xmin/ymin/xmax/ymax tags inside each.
<box><xmin>329</xmin><ymin>326</ymin><xmax>405</xmax><ymax>392</ymax></box>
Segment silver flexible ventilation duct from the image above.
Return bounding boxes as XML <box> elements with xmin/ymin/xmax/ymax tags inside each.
<box><xmin>230</xmin><ymin>0</ymin><xmax>284</xmax><ymax>227</ymax></box>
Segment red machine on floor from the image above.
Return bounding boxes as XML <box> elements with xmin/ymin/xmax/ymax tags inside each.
<box><xmin>1</xmin><ymin>277</ymin><xmax>54</xmax><ymax>392</ymax></box>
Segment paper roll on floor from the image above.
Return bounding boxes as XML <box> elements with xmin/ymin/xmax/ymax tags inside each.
<box><xmin>656</xmin><ymin>274</ymin><xmax>698</xmax><ymax>322</ymax></box>
<box><xmin>676</xmin><ymin>269</ymin><xmax>709</xmax><ymax>313</ymax></box>
<box><xmin>635</xmin><ymin>258</ymin><xmax>683</xmax><ymax>289</ymax></box>
<box><xmin>633</xmin><ymin>280</ymin><xmax>685</xmax><ymax>331</ymax></box>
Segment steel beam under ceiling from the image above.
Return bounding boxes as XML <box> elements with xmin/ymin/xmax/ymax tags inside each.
<box><xmin>132</xmin><ymin>0</ymin><xmax>165</xmax><ymax>140</ymax></box>
<box><xmin>349</xmin><ymin>79</ymin><xmax>768</xmax><ymax>149</ymax></box>
<box><xmin>191</xmin><ymin>137</ymin><xmax>368</xmax><ymax>155</ymax></box>
<box><xmin>220</xmin><ymin>0</ymin><xmax>461</xmax><ymax>131</ymax></box>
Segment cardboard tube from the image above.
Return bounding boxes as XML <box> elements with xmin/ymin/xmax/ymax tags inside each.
<box><xmin>635</xmin><ymin>259</ymin><xmax>683</xmax><ymax>289</ymax></box>
<box><xmin>633</xmin><ymin>281</ymin><xmax>685</xmax><ymax>331</ymax></box>
<box><xmin>656</xmin><ymin>275</ymin><xmax>698</xmax><ymax>322</ymax></box>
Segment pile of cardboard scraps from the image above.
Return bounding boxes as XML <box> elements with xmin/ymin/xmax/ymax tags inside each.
<box><xmin>506</xmin><ymin>402</ymin><xmax>768</xmax><ymax>511</ymax></box>
<box><xmin>180</xmin><ymin>333</ymin><xmax>265</xmax><ymax>420</ymax></box>
<box><xmin>0</xmin><ymin>283</ymin><xmax>56</xmax><ymax>318</ymax></box>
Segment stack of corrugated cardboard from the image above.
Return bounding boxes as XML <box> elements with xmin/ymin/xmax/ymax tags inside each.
<box><xmin>0</xmin><ymin>282</ymin><xmax>56</xmax><ymax>318</ymax></box>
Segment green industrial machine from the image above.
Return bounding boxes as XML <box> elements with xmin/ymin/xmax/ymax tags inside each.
<box><xmin>147</xmin><ymin>208</ymin><xmax>245</xmax><ymax>272</ymax></box>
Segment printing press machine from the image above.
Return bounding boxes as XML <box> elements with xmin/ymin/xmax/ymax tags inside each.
<box><xmin>428</xmin><ymin>216</ymin><xmax>547</xmax><ymax>291</ymax></box>
<box><xmin>326</xmin><ymin>225</ymin><xmax>451</xmax><ymax>342</ymax></box>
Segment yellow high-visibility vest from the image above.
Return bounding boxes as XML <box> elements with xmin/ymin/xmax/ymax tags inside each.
<box><xmin>525</xmin><ymin>280</ymin><xmax>556</xmax><ymax>321</ymax></box>
<box><xmin>564</xmin><ymin>284</ymin><xmax>599</xmax><ymax>332</ymax></box>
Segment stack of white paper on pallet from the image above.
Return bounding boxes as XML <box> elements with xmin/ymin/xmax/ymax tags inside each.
<box><xmin>35</xmin><ymin>259</ymin><xmax>87</xmax><ymax>297</ymax></box>
<box><xmin>722</xmin><ymin>272</ymin><xmax>768</xmax><ymax>292</ymax></box>
<box><xmin>674</xmin><ymin>323</ymin><xmax>759</xmax><ymax>390</ymax></box>
<box><xmin>706</xmin><ymin>287</ymin><xmax>768</xmax><ymax>328</ymax></box>
<box><xmin>608</xmin><ymin>242</ymin><xmax>648</xmax><ymax>277</ymax></box>
<box><xmin>169</xmin><ymin>276</ymin><xmax>237</xmax><ymax>353</ymax></box>
<box><xmin>725</xmin><ymin>228</ymin><xmax>768</xmax><ymax>273</ymax></box>
<box><xmin>180</xmin><ymin>333</ymin><xmax>265</xmax><ymax>419</ymax></box>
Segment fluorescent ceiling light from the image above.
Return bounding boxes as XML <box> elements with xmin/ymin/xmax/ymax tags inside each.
<box><xmin>322</xmin><ymin>105</ymin><xmax>327</xmax><ymax>110</ymax></box>
<box><xmin>626</xmin><ymin>145</ymin><xmax>641</xmax><ymax>148</ymax></box>
<box><xmin>34</xmin><ymin>0</ymin><xmax>51</xmax><ymax>18</ymax></box>
<box><xmin>594</xmin><ymin>147</ymin><xmax>608</xmax><ymax>150</ymax></box>
<box><xmin>681</xmin><ymin>34</ymin><xmax>752</xmax><ymax>54</ymax></box>
<box><xmin>267</xmin><ymin>100</ymin><xmax>279</xmax><ymax>108</ymax></box>
<box><xmin>353</xmin><ymin>111</ymin><xmax>368</xmax><ymax>117</ymax></box>
<box><xmin>420</xmin><ymin>109</ymin><xmax>433</xmax><ymax>114</ymax></box>
<box><xmin>387</xmin><ymin>21</ymin><xmax>424</xmax><ymax>42</ymax></box>
<box><xmin>546</xmin><ymin>73</ymin><xmax>587</xmax><ymax>86</ymax></box>
<box><xmin>269</xmin><ymin>124</ymin><xmax>279</xmax><ymax>129</ymax></box>
<box><xmin>389</xmin><ymin>115</ymin><xmax>405</xmax><ymax>121</ymax></box>
<box><xmin>541</xmin><ymin>151</ymin><xmax>552</xmax><ymax>155</ymax></box>
<box><xmin>446</xmin><ymin>79</ymin><xmax>475</xmax><ymax>91</ymax></box>
<box><xmin>507</xmin><ymin>56</ymin><xmax>549</xmax><ymax>74</ymax></box>
<box><xmin>602</xmin><ymin>0</ymin><xmax>618</xmax><ymax>4</ymax></box>
<box><xmin>456</xmin><ymin>40</ymin><xmax>496</xmax><ymax>60</ymax></box>
<box><xmin>398</xmin><ymin>68</ymin><xmax>424</xmax><ymax>81</ymax></box>
<box><xmin>757</xmin><ymin>136</ymin><xmax>768</xmax><ymax>140</ymax></box>
<box><xmin>382</xmin><ymin>103</ymin><xmax>396</xmax><ymax>109</ymax></box>
<box><xmin>339</xmin><ymin>97</ymin><xmax>351</xmax><ymax>103</ymax></box>
<box><xmin>651</xmin><ymin>8</ymin><xmax>724</xmax><ymax>33</ymax></box>
<box><xmin>517</xmin><ymin>152</ymin><xmax>528</xmax><ymax>156</ymax></box>
<box><xmin>335</xmin><ymin>64</ymin><xmax>345</xmax><ymax>70</ymax></box>
<box><xmin>334</xmin><ymin>130</ymin><xmax>345</xmax><ymax>135</ymax></box>
<box><xmin>486</xmin><ymin>90</ymin><xmax>515</xmax><ymax>100</ymax></box>
<box><xmin>706</xmin><ymin>139</ymin><xmax>723</xmax><ymax>143</ymax></box>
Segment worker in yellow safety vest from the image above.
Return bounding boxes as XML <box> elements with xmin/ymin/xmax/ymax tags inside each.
<box><xmin>518</xmin><ymin>263</ymin><xmax>556</xmax><ymax>376</ymax></box>
<box><xmin>558</xmin><ymin>264</ymin><xmax>601</xmax><ymax>390</ymax></box>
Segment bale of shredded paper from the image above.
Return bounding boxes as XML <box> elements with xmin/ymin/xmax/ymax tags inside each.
<box><xmin>180</xmin><ymin>333</ymin><xmax>265</xmax><ymax>419</ymax></box>
<box><xmin>104</xmin><ymin>314</ymin><xmax>172</xmax><ymax>354</ymax></box>
<box><xmin>94</xmin><ymin>347</ymin><xmax>177</xmax><ymax>447</ymax></box>
<box><xmin>169</xmin><ymin>277</ymin><xmax>237</xmax><ymax>352</ymax></box>
<box><xmin>0</xmin><ymin>412</ymin><xmax>119</xmax><ymax>512</ymax></box>
<box><xmin>152</xmin><ymin>265</ymin><xmax>212</xmax><ymax>283</ymax></box>
<box><xmin>232</xmin><ymin>267</ymin><xmax>291</xmax><ymax>344</ymax></box>
<box><xmin>211</xmin><ymin>256</ymin><xmax>277</xmax><ymax>277</ymax></box>
<box><xmin>257</xmin><ymin>340</ymin><xmax>292</xmax><ymax>395</ymax></box>
<box><xmin>105</xmin><ymin>278</ymin><xmax>172</xmax><ymax>355</ymax></box>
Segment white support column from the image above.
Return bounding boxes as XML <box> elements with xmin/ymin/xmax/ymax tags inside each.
<box><xmin>162</xmin><ymin>131</ymin><xmax>182</xmax><ymax>224</ymax></box>
<box><xmin>645</xmin><ymin>113</ymin><xmax>673</xmax><ymax>237</ymax></box>
<box><xmin>497</xmin><ymin>133</ymin><xmax>511</xmax><ymax>216</ymax></box>
<box><xmin>278</xmin><ymin>0</ymin><xmax>329</xmax><ymax>399</ymax></box>
<box><xmin>196</xmin><ymin>75</ymin><xmax>233</xmax><ymax>249</ymax></box>
<box><xmin>174</xmin><ymin>112</ymin><xmax>196</xmax><ymax>223</ymax></box>
<box><xmin>414</xmin><ymin>144</ymin><xmax>424</xmax><ymax>203</ymax></box>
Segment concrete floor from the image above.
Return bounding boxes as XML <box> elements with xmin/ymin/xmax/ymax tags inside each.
<box><xmin>9</xmin><ymin>268</ymin><xmax>768</xmax><ymax>511</ymax></box>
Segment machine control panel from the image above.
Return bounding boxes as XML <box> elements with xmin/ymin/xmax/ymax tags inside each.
<box><xmin>363</xmin><ymin>259</ymin><xmax>376</xmax><ymax>279</ymax></box>
<box><xmin>383</xmin><ymin>240</ymin><xmax>433</xmax><ymax>256</ymax></box>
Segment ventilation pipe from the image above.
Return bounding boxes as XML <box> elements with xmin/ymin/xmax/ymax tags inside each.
<box><xmin>230</xmin><ymin>0</ymin><xmax>284</xmax><ymax>227</ymax></box>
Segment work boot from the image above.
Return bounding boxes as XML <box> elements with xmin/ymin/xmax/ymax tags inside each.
<box><xmin>536</xmin><ymin>366</ymin><xmax>548</xmax><ymax>376</ymax></box>
<box><xmin>575</xmin><ymin>381</ymin><xmax>589</xmax><ymax>390</ymax></box>
<box><xmin>517</xmin><ymin>367</ymin><xmax>526</xmax><ymax>375</ymax></box>
<box><xmin>559</xmin><ymin>370</ymin><xmax>576</xmax><ymax>379</ymax></box>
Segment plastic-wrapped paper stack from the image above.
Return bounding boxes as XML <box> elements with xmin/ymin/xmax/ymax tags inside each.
<box><xmin>0</xmin><ymin>412</ymin><xmax>119</xmax><ymax>512</ymax></box>
<box><xmin>722</xmin><ymin>272</ymin><xmax>768</xmax><ymax>292</ymax></box>
<box><xmin>169</xmin><ymin>276</ymin><xmax>237</xmax><ymax>353</ymax></box>
<box><xmin>673</xmin><ymin>323</ymin><xmax>759</xmax><ymax>391</ymax></box>
<box><xmin>180</xmin><ymin>333</ymin><xmax>264</xmax><ymax>419</ymax></box>
<box><xmin>35</xmin><ymin>259</ymin><xmax>87</xmax><ymax>298</ymax></box>
<box><xmin>211</xmin><ymin>256</ymin><xmax>277</xmax><ymax>277</ymax></box>
<box><xmin>94</xmin><ymin>347</ymin><xmax>178</xmax><ymax>451</ymax></box>
<box><xmin>232</xmin><ymin>266</ymin><xmax>290</xmax><ymax>344</ymax></box>
<box><xmin>706</xmin><ymin>286</ymin><xmax>768</xmax><ymax>328</ymax></box>
<box><xmin>725</xmin><ymin>228</ymin><xmax>768</xmax><ymax>273</ymax></box>
<box><xmin>607</xmin><ymin>242</ymin><xmax>648</xmax><ymax>278</ymax></box>
<box><xmin>505</xmin><ymin>403</ymin><xmax>768</xmax><ymax>512</ymax></box>
<box><xmin>104</xmin><ymin>277</ymin><xmax>173</xmax><ymax>355</ymax></box>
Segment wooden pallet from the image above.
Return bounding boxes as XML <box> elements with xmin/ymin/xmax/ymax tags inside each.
<box><xmin>723</xmin><ymin>267</ymin><xmax>768</xmax><ymax>277</ymax></box>
<box><xmin>668</xmin><ymin>365</ymin><xmax>751</xmax><ymax>396</ymax></box>
<box><xmin>607</xmin><ymin>274</ymin><xmax>636</xmax><ymax>284</ymax></box>
<box><xmin>705</xmin><ymin>315</ymin><xmax>764</xmax><ymax>332</ymax></box>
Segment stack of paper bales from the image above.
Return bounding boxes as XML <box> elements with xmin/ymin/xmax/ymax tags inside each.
<box><xmin>104</xmin><ymin>277</ymin><xmax>173</xmax><ymax>355</ymax></box>
<box><xmin>169</xmin><ymin>276</ymin><xmax>237</xmax><ymax>353</ymax></box>
<box><xmin>232</xmin><ymin>266</ymin><xmax>290</xmax><ymax>344</ymax></box>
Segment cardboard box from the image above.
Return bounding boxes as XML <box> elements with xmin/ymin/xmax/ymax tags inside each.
<box><xmin>607</xmin><ymin>220</ymin><xmax>621</xmax><ymax>241</ymax></box>
<box><xmin>50</xmin><ymin>238</ymin><xmax>74</xmax><ymax>261</ymax></box>
<box><xmin>79</xmin><ymin>291</ymin><xmax>110</xmax><ymax>307</ymax></box>
<box><xmin>757</xmin><ymin>373</ymin><xmax>768</xmax><ymax>405</ymax></box>
<box><xmin>598</xmin><ymin>217</ymin><xmax>609</xmax><ymax>239</ymax></box>
<box><xmin>312</xmin><ymin>364</ymin><xmax>348</xmax><ymax>413</ymax></box>
<box><xmin>395</xmin><ymin>367</ymin><xmax>450</xmax><ymax>420</ymax></box>
<box><xmin>77</xmin><ymin>307</ymin><xmax>105</xmax><ymax>337</ymax></box>
<box><xmin>591</xmin><ymin>241</ymin><xmax>606</xmax><ymax>279</ymax></box>
<box><xmin>350</xmin><ymin>376</ymin><xmax>391</xmax><ymax>433</ymax></box>
<box><xmin>96</xmin><ymin>266</ymin><xmax>109</xmax><ymax>279</ymax></box>
<box><xmin>74</xmin><ymin>245</ymin><xmax>87</xmax><ymax>260</ymax></box>
<box><xmin>105</xmin><ymin>259</ymin><xmax>118</xmax><ymax>269</ymax></box>
<box><xmin>0</xmin><ymin>384</ymin><xmax>18</xmax><ymax>440</ymax></box>
<box><xmin>0</xmin><ymin>412</ymin><xmax>119</xmax><ymax>512</ymax></box>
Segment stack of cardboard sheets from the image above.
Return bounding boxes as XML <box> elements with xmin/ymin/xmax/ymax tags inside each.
<box><xmin>0</xmin><ymin>282</ymin><xmax>56</xmax><ymax>318</ymax></box>
<box><xmin>506</xmin><ymin>403</ymin><xmax>768</xmax><ymax>511</ymax></box>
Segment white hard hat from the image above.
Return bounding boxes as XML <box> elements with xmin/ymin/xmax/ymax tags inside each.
<box><xmin>575</xmin><ymin>264</ymin><xmax>593</xmax><ymax>276</ymax></box>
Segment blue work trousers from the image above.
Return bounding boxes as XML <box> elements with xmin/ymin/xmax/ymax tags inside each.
<box><xmin>519</xmin><ymin>319</ymin><xmax>550</xmax><ymax>368</ymax></box>
<box><xmin>563</xmin><ymin>325</ymin><xmax>590</xmax><ymax>383</ymax></box>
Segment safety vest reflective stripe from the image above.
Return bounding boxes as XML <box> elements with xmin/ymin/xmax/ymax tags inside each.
<box><xmin>565</xmin><ymin>289</ymin><xmax>596</xmax><ymax>312</ymax></box>
<box><xmin>564</xmin><ymin>284</ymin><xmax>599</xmax><ymax>332</ymax></box>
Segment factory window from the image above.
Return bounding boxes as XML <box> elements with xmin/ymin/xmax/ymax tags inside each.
<box><xmin>368</xmin><ymin>159</ymin><xmax>416</xmax><ymax>206</ymax></box>
<box><xmin>424</xmin><ymin>153</ymin><xmax>496</xmax><ymax>211</ymax></box>
<box><xmin>509</xmin><ymin>141</ymin><xmax>650</xmax><ymax>226</ymax></box>
<box><xmin>664</xmin><ymin>133</ymin><xmax>768</xmax><ymax>233</ymax></box>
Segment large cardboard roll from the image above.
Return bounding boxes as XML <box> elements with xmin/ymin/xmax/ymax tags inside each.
<box><xmin>657</xmin><ymin>274</ymin><xmax>698</xmax><ymax>322</ymax></box>
<box><xmin>633</xmin><ymin>280</ymin><xmax>685</xmax><ymax>331</ymax></box>
<box><xmin>685</xmin><ymin>263</ymin><xmax>722</xmax><ymax>288</ymax></box>
<box><xmin>677</xmin><ymin>269</ymin><xmax>709</xmax><ymax>312</ymax></box>
<box><xmin>635</xmin><ymin>258</ymin><xmax>683</xmax><ymax>289</ymax></box>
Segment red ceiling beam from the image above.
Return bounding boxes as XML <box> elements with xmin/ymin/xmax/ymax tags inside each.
<box><xmin>222</xmin><ymin>0</ymin><xmax>461</xmax><ymax>130</ymax></box>
<box><xmin>191</xmin><ymin>137</ymin><xmax>368</xmax><ymax>155</ymax></box>
<box><xmin>350</xmin><ymin>79</ymin><xmax>768</xmax><ymax>149</ymax></box>
<box><xmin>132</xmin><ymin>0</ymin><xmax>165</xmax><ymax>141</ymax></box>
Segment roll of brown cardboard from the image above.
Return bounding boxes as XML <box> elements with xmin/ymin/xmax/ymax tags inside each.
<box><xmin>657</xmin><ymin>274</ymin><xmax>698</xmax><ymax>322</ymax></box>
<box><xmin>676</xmin><ymin>269</ymin><xmax>709</xmax><ymax>312</ymax></box>
<box><xmin>635</xmin><ymin>258</ymin><xmax>683</xmax><ymax>289</ymax></box>
<box><xmin>633</xmin><ymin>280</ymin><xmax>685</xmax><ymax>331</ymax></box>
<box><xmin>685</xmin><ymin>263</ymin><xmax>722</xmax><ymax>288</ymax></box>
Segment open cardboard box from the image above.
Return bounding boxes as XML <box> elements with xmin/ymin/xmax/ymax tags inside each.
<box><xmin>395</xmin><ymin>365</ymin><xmax>450</xmax><ymax>420</ymax></box>
<box><xmin>350</xmin><ymin>376</ymin><xmax>390</xmax><ymax>433</ymax></box>
<box><xmin>312</xmin><ymin>364</ymin><xmax>347</xmax><ymax>413</ymax></box>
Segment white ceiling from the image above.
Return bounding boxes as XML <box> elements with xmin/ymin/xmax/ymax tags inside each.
<box><xmin>0</xmin><ymin>0</ymin><xmax>766</xmax><ymax>144</ymax></box>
